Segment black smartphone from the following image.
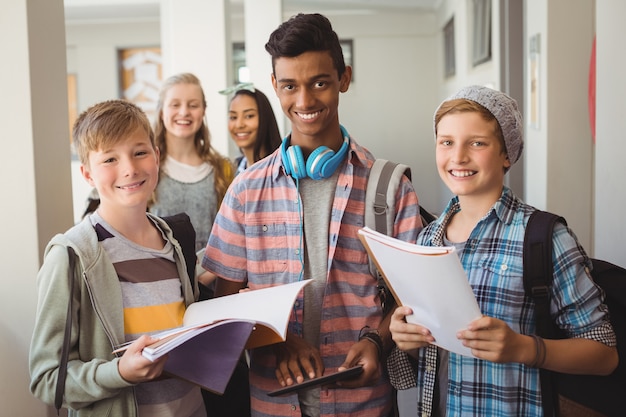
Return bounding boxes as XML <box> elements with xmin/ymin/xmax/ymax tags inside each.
<box><xmin>267</xmin><ymin>365</ymin><xmax>364</xmax><ymax>397</ymax></box>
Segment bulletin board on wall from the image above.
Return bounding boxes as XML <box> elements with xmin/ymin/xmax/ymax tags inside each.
<box><xmin>118</xmin><ymin>47</ymin><xmax>163</xmax><ymax>123</ymax></box>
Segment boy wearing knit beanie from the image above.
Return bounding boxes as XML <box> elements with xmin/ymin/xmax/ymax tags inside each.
<box><xmin>387</xmin><ymin>86</ymin><xmax>617</xmax><ymax>416</ymax></box>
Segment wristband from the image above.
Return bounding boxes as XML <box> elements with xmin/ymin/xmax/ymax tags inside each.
<box><xmin>359</xmin><ymin>326</ymin><xmax>383</xmax><ymax>360</ymax></box>
<box><xmin>528</xmin><ymin>335</ymin><xmax>546</xmax><ymax>368</ymax></box>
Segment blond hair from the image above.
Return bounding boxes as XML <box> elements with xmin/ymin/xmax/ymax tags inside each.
<box><xmin>153</xmin><ymin>73</ymin><xmax>233</xmax><ymax>204</ymax></box>
<box><xmin>73</xmin><ymin>99</ymin><xmax>154</xmax><ymax>166</ymax></box>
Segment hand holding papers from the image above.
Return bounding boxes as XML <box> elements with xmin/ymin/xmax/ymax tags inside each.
<box><xmin>114</xmin><ymin>280</ymin><xmax>311</xmax><ymax>393</ymax></box>
<box><xmin>358</xmin><ymin>227</ymin><xmax>481</xmax><ymax>356</ymax></box>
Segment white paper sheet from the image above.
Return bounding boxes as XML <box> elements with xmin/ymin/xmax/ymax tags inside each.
<box><xmin>358</xmin><ymin>227</ymin><xmax>482</xmax><ymax>356</ymax></box>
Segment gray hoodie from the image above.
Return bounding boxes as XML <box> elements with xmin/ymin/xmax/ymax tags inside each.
<box><xmin>29</xmin><ymin>214</ymin><xmax>196</xmax><ymax>417</ymax></box>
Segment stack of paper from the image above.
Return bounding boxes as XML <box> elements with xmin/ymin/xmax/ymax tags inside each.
<box><xmin>358</xmin><ymin>227</ymin><xmax>481</xmax><ymax>356</ymax></box>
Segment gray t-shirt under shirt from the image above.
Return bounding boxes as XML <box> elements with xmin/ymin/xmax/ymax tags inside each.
<box><xmin>295</xmin><ymin>171</ymin><xmax>339</xmax><ymax>417</ymax></box>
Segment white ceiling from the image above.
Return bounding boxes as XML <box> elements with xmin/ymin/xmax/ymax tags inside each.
<box><xmin>63</xmin><ymin>0</ymin><xmax>440</xmax><ymax>24</ymax></box>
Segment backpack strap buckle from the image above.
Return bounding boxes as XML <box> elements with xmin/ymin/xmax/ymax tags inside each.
<box><xmin>531</xmin><ymin>285</ymin><xmax>550</xmax><ymax>298</ymax></box>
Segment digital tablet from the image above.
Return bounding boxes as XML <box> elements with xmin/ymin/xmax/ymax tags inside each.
<box><xmin>267</xmin><ymin>366</ymin><xmax>364</xmax><ymax>397</ymax></box>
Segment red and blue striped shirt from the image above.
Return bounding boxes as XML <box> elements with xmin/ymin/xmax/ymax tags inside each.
<box><xmin>203</xmin><ymin>138</ymin><xmax>421</xmax><ymax>417</ymax></box>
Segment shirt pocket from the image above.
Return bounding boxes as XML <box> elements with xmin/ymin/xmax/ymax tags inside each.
<box><xmin>244</xmin><ymin>221</ymin><xmax>295</xmax><ymax>276</ymax></box>
<box><xmin>476</xmin><ymin>255</ymin><xmax>526</xmax><ymax>321</ymax></box>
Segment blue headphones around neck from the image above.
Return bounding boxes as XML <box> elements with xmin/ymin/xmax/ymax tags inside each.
<box><xmin>281</xmin><ymin>125</ymin><xmax>350</xmax><ymax>180</ymax></box>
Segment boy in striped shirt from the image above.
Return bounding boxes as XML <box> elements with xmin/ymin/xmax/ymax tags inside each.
<box><xmin>203</xmin><ymin>13</ymin><xmax>422</xmax><ymax>417</ymax></box>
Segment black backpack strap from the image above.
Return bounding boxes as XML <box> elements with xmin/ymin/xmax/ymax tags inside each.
<box><xmin>419</xmin><ymin>206</ymin><xmax>437</xmax><ymax>225</ymax></box>
<box><xmin>55</xmin><ymin>247</ymin><xmax>77</xmax><ymax>415</ymax></box>
<box><xmin>162</xmin><ymin>213</ymin><xmax>197</xmax><ymax>288</ymax></box>
<box><xmin>523</xmin><ymin>210</ymin><xmax>566</xmax><ymax>336</ymax></box>
<box><xmin>523</xmin><ymin>209</ymin><xmax>567</xmax><ymax>417</ymax></box>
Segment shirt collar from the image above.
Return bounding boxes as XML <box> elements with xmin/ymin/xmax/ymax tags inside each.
<box><xmin>429</xmin><ymin>186</ymin><xmax>516</xmax><ymax>246</ymax></box>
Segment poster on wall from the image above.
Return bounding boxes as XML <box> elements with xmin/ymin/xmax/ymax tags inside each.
<box><xmin>528</xmin><ymin>34</ymin><xmax>540</xmax><ymax>129</ymax></box>
<box><xmin>118</xmin><ymin>47</ymin><xmax>162</xmax><ymax>123</ymax></box>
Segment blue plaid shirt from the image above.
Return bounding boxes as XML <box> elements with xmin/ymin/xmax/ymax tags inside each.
<box><xmin>388</xmin><ymin>187</ymin><xmax>615</xmax><ymax>416</ymax></box>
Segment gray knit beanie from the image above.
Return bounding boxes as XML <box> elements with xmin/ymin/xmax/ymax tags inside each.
<box><xmin>436</xmin><ymin>85</ymin><xmax>524</xmax><ymax>165</ymax></box>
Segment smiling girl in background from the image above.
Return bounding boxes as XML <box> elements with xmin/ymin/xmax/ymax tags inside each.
<box><xmin>220</xmin><ymin>83</ymin><xmax>281</xmax><ymax>175</ymax></box>
<box><xmin>150</xmin><ymin>73</ymin><xmax>234</xmax><ymax>254</ymax></box>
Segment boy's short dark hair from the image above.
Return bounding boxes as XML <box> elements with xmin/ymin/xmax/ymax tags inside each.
<box><xmin>265</xmin><ymin>13</ymin><xmax>346</xmax><ymax>79</ymax></box>
<box><xmin>73</xmin><ymin>99</ymin><xmax>154</xmax><ymax>165</ymax></box>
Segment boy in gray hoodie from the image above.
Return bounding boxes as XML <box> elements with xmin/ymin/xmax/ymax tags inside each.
<box><xmin>29</xmin><ymin>100</ymin><xmax>205</xmax><ymax>417</ymax></box>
